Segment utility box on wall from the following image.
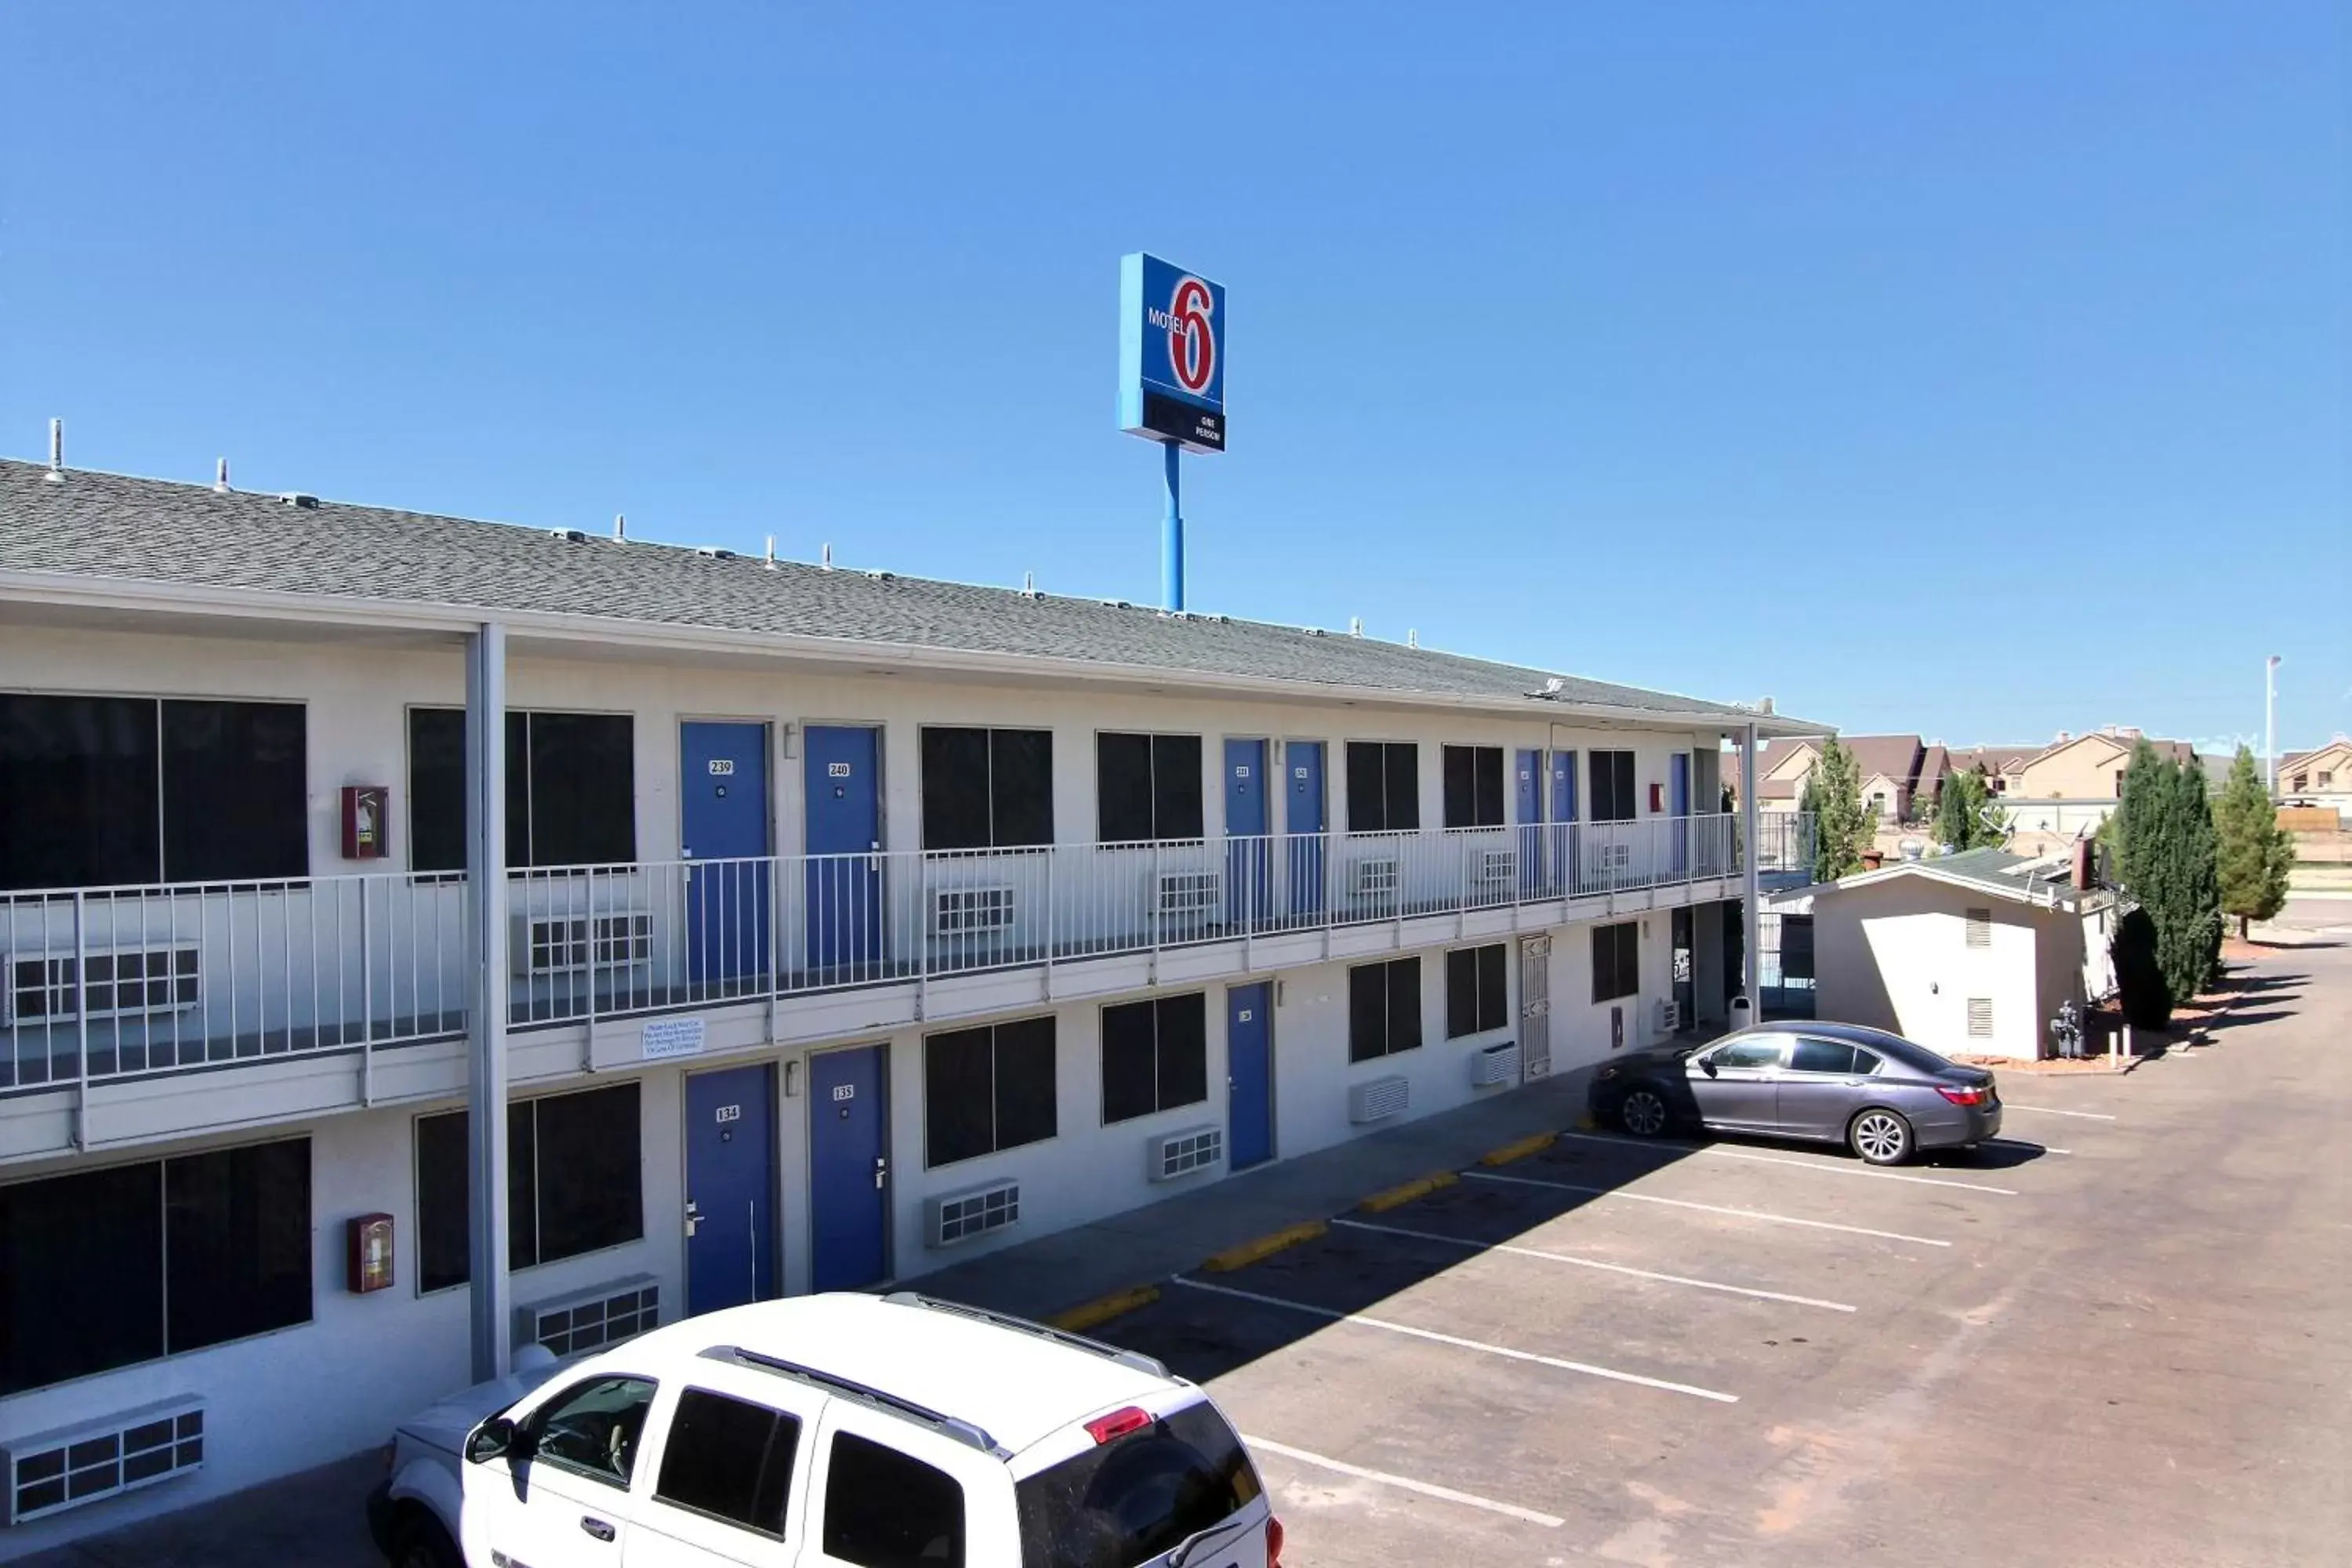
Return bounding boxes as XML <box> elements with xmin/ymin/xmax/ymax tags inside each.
<box><xmin>347</xmin><ymin>1213</ymin><xmax>394</xmax><ymax>1294</ymax></box>
<box><xmin>341</xmin><ymin>785</ymin><xmax>390</xmax><ymax>860</ymax></box>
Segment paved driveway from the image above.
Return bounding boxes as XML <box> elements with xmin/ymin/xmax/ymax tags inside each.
<box><xmin>1089</xmin><ymin>938</ymin><xmax>2352</xmax><ymax>1565</ymax></box>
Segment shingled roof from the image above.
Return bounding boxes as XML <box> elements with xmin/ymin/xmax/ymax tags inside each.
<box><xmin>0</xmin><ymin>459</ymin><xmax>1817</xmax><ymax>727</ymax></box>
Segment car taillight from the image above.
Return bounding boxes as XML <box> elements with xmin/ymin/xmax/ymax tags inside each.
<box><xmin>1083</xmin><ymin>1406</ymin><xmax>1152</xmax><ymax>1445</ymax></box>
<box><xmin>1936</xmin><ymin>1084</ymin><xmax>1990</xmax><ymax>1106</ymax></box>
<box><xmin>1266</xmin><ymin>1515</ymin><xmax>1285</xmax><ymax>1568</ymax></box>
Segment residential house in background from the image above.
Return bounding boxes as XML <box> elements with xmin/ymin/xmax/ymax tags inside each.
<box><xmin>2002</xmin><ymin>728</ymin><xmax>2195</xmax><ymax>800</ymax></box>
<box><xmin>0</xmin><ymin>457</ymin><xmax>1821</xmax><ymax>1551</ymax></box>
<box><xmin>1734</xmin><ymin>735</ymin><xmax>1944</xmax><ymax>822</ymax></box>
<box><xmin>2280</xmin><ymin>738</ymin><xmax>2352</xmax><ymax>816</ymax></box>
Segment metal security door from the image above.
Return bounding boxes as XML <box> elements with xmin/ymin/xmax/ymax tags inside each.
<box><xmin>1284</xmin><ymin>741</ymin><xmax>1326</xmax><ymax>920</ymax></box>
<box><xmin>804</xmin><ymin>726</ymin><xmax>884</xmax><ymax>977</ymax></box>
<box><xmin>1550</xmin><ymin>750</ymin><xmax>1577</xmax><ymax>894</ymax></box>
<box><xmin>1227</xmin><ymin>982</ymin><xmax>1275</xmax><ymax>1169</ymax></box>
<box><xmin>1515</xmin><ymin>749</ymin><xmax>1545</xmax><ymax>895</ymax></box>
<box><xmin>1519</xmin><ymin>934</ymin><xmax>1552</xmax><ymax>1080</ymax></box>
<box><xmin>685</xmin><ymin>1063</ymin><xmax>777</xmax><ymax>1317</ymax></box>
<box><xmin>808</xmin><ymin>1044</ymin><xmax>891</xmax><ymax>1292</ymax></box>
<box><xmin>1670</xmin><ymin>752</ymin><xmax>1691</xmax><ymax>878</ymax></box>
<box><xmin>682</xmin><ymin>722</ymin><xmax>772</xmax><ymax>991</ymax></box>
<box><xmin>1225</xmin><ymin>739</ymin><xmax>1269</xmax><ymax>930</ymax></box>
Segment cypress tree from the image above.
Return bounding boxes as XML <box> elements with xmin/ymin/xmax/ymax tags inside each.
<box><xmin>2216</xmin><ymin>745</ymin><xmax>2293</xmax><ymax>937</ymax></box>
<box><xmin>1801</xmin><ymin>737</ymin><xmax>1874</xmax><ymax>883</ymax></box>
<box><xmin>2112</xmin><ymin>741</ymin><xmax>2223</xmax><ymax>1008</ymax></box>
<box><xmin>1933</xmin><ymin>768</ymin><xmax>2005</xmax><ymax>853</ymax></box>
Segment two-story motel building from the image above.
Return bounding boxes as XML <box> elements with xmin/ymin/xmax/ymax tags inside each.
<box><xmin>0</xmin><ymin>456</ymin><xmax>1822</xmax><ymax>1549</ymax></box>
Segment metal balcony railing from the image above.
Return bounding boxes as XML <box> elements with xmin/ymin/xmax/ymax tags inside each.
<box><xmin>2</xmin><ymin>813</ymin><xmax>1813</xmax><ymax>1091</ymax></box>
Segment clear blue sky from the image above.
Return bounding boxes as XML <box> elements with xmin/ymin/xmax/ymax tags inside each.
<box><xmin>5</xmin><ymin>2</ymin><xmax>2344</xmax><ymax>753</ymax></box>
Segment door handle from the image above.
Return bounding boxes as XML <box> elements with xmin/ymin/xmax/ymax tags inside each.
<box><xmin>581</xmin><ymin>1515</ymin><xmax>616</xmax><ymax>1542</ymax></box>
<box><xmin>873</xmin><ymin>1155</ymin><xmax>889</xmax><ymax>1191</ymax></box>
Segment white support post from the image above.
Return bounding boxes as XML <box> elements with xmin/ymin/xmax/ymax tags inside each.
<box><xmin>1741</xmin><ymin>722</ymin><xmax>1762</xmax><ymax>1013</ymax></box>
<box><xmin>466</xmin><ymin>623</ymin><xmax>513</xmax><ymax>1384</ymax></box>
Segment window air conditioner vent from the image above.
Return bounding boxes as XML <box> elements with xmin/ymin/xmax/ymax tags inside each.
<box><xmin>1146</xmin><ymin>1124</ymin><xmax>1224</xmax><ymax>1181</ymax></box>
<box><xmin>927</xmin><ymin>1180</ymin><xmax>1021</xmax><ymax>1247</ymax></box>
<box><xmin>1348</xmin><ymin>1074</ymin><xmax>1410</xmax><ymax>1124</ymax></box>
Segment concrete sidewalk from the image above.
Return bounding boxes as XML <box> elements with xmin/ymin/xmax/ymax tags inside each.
<box><xmin>898</xmin><ymin>1064</ymin><xmax>1599</xmax><ymax>1320</ymax></box>
<box><xmin>9</xmin><ymin>1066</ymin><xmax>1602</xmax><ymax>1568</ymax></box>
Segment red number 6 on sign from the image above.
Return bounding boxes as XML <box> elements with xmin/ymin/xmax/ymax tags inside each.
<box><xmin>1167</xmin><ymin>277</ymin><xmax>1216</xmax><ymax>394</ymax></box>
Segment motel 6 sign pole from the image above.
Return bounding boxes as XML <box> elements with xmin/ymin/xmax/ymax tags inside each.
<box><xmin>1118</xmin><ymin>252</ymin><xmax>1226</xmax><ymax>612</ymax></box>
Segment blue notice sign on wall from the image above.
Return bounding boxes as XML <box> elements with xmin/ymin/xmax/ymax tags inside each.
<box><xmin>1119</xmin><ymin>252</ymin><xmax>1226</xmax><ymax>452</ymax></box>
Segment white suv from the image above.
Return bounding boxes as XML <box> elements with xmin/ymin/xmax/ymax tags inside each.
<box><xmin>456</xmin><ymin>1291</ymin><xmax>1283</xmax><ymax>1568</ymax></box>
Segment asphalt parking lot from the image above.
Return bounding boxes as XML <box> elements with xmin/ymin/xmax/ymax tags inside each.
<box><xmin>1091</xmin><ymin>937</ymin><xmax>2352</xmax><ymax>1567</ymax></box>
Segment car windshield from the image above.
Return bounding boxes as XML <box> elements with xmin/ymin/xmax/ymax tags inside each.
<box><xmin>1015</xmin><ymin>1401</ymin><xmax>1261</xmax><ymax>1568</ymax></box>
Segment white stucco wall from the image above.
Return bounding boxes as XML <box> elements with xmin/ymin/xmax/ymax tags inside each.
<box><xmin>1811</xmin><ymin>877</ymin><xmax>2042</xmax><ymax>1059</ymax></box>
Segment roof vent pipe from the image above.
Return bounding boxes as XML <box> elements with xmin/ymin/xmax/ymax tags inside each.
<box><xmin>43</xmin><ymin>419</ymin><xmax>63</xmax><ymax>482</ymax></box>
<box><xmin>1348</xmin><ymin>616</ymin><xmax>1363</xmax><ymax>637</ymax></box>
<box><xmin>1406</xmin><ymin>629</ymin><xmax>1418</xmax><ymax>648</ymax></box>
<box><xmin>764</xmin><ymin>535</ymin><xmax>777</xmax><ymax>568</ymax></box>
<box><xmin>613</xmin><ymin>514</ymin><xmax>626</xmax><ymax>540</ymax></box>
<box><xmin>1022</xmin><ymin>570</ymin><xmax>1038</xmax><ymax>599</ymax></box>
<box><xmin>214</xmin><ymin>457</ymin><xmax>231</xmax><ymax>493</ymax></box>
<box><xmin>1759</xmin><ymin>696</ymin><xmax>1775</xmax><ymax>715</ymax></box>
<box><xmin>821</xmin><ymin>543</ymin><xmax>834</xmax><ymax>572</ymax></box>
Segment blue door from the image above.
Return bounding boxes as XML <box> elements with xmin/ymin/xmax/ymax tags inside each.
<box><xmin>804</xmin><ymin>727</ymin><xmax>884</xmax><ymax>978</ymax></box>
<box><xmin>1227</xmin><ymin>982</ymin><xmax>1274</xmax><ymax>1170</ymax></box>
<box><xmin>1225</xmin><ymin>739</ymin><xmax>1269</xmax><ymax>929</ymax></box>
<box><xmin>1284</xmin><ymin>741</ymin><xmax>1326</xmax><ymax>919</ymax></box>
<box><xmin>1670</xmin><ymin>752</ymin><xmax>1691</xmax><ymax>877</ymax></box>
<box><xmin>685</xmin><ymin>1064</ymin><xmax>777</xmax><ymax>1317</ymax></box>
<box><xmin>1550</xmin><ymin>750</ymin><xmax>1578</xmax><ymax>893</ymax></box>
<box><xmin>809</xmin><ymin>1045</ymin><xmax>891</xmax><ymax>1291</ymax></box>
<box><xmin>1515</xmin><ymin>748</ymin><xmax>1545</xmax><ymax>894</ymax></box>
<box><xmin>682</xmin><ymin>723</ymin><xmax>772</xmax><ymax>992</ymax></box>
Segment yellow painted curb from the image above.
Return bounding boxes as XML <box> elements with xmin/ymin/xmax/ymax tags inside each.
<box><xmin>1201</xmin><ymin>1221</ymin><xmax>1328</xmax><ymax>1273</ymax></box>
<box><xmin>1048</xmin><ymin>1284</ymin><xmax>1162</xmax><ymax>1334</ymax></box>
<box><xmin>1357</xmin><ymin>1171</ymin><xmax>1460</xmax><ymax>1214</ymax></box>
<box><xmin>1573</xmin><ymin>1111</ymin><xmax>1598</xmax><ymax>1131</ymax></box>
<box><xmin>1479</xmin><ymin>1131</ymin><xmax>1556</xmax><ymax>1167</ymax></box>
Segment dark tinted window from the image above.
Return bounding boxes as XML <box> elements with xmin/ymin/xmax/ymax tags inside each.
<box><xmin>921</xmin><ymin>728</ymin><xmax>1053</xmax><ymax>850</ymax></box>
<box><xmin>1101</xmin><ymin>993</ymin><xmax>1210</xmax><ymax>1124</ymax></box>
<box><xmin>822</xmin><ymin>1432</ymin><xmax>964</xmax><ymax>1568</ymax></box>
<box><xmin>1348</xmin><ymin>957</ymin><xmax>1421</xmax><ymax>1062</ymax></box>
<box><xmin>0</xmin><ymin>694</ymin><xmax>160</xmax><ymax>891</ymax></box>
<box><xmin>417</xmin><ymin>1083</ymin><xmax>641</xmax><ymax>1283</ymax></box>
<box><xmin>525</xmin><ymin>713</ymin><xmax>636</xmax><ymax>866</ymax></box>
<box><xmin>1592</xmin><ymin>921</ymin><xmax>1639</xmax><ymax>1004</ymax></box>
<box><xmin>0</xmin><ymin>1161</ymin><xmax>164</xmax><ymax>1396</ymax></box>
<box><xmin>1345</xmin><ymin>742</ymin><xmax>1419</xmax><ymax>833</ymax></box>
<box><xmin>408</xmin><ymin>709</ymin><xmax>636</xmax><ymax>871</ymax></box>
<box><xmin>0</xmin><ymin>1138</ymin><xmax>311</xmax><ymax>1397</ymax></box>
<box><xmin>1015</xmin><ymin>1400</ymin><xmax>1265</xmax><ymax>1568</ymax></box>
<box><xmin>1710</xmin><ymin>1037</ymin><xmax>1786</xmax><ymax>1069</ymax></box>
<box><xmin>163</xmin><ymin>1139</ymin><xmax>311</xmax><ymax>1354</ymax></box>
<box><xmin>1446</xmin><ymin>944</ymin><xmax>1508</xmax><ymax>1037</ymax></box>
<box><xmin>1590</xmin><ymin>750</ymin><xmax>1638</xmax><ymax>822</ymax></box>
<box><xmin>1789</xmin><ymin>1040</ymin><xmax>1861</xmax><ymax>1075</ymax></box>
<box><xmin>655</xmin><ymin>1388</ymin><xmax>800</xmax><ymax>1537</ymax></box>
<box><xmin>1441</xmin><ymin>746</ymin><xmax>1505</xmax><ymax>829</ymax></box>
<box><xmin>529</xmin><ymin>1376</ymin><xmax>658</xmax><ymax>1488</ymax></box>
<box><xmin>160</xmin><ymin>700</ymin><xmax>308</xmax><ymax>883</ymax></box>
<box><xmin>924</xmin><ymin>1017</ymin><xmax>1057</xmax><ymax>1167</ymax></box>
<box><xmin>408</xmin><ymin>708</ymin><xmax>467</xmax><ymax>875</ymax></box>
<box><xmin>1097</xmin><ymin>734</ymin><xmax>1203</xmax><ymax>843</ymax></box>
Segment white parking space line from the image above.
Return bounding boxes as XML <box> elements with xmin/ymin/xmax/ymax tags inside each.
<box><xmin>1462</xmin><ymin>1169</ymin><xmax>1955</xmax><ymax>1247</ymax></box>
<box><xmin>1553</xmin><ymin>1131</ymin><xmax>2019</xmax><ymax>1195</ymax></box>
<box><xmin>2000</xmin><ymin>1103</ymin><xmax>2119</xmax><ymax>1121</ymax></box>
<box><xmin>1243</xmin><ymin>1434</ymin><xmax>1566</xmax><ymax>1528</ymax></box>
<box><xmin>1330</xmin><ymin>1217</ymin><xmax>1859</xmax><ymax>1312</ymax></box>
<box><xmin>1170</xmin><ymin>1276</ymin><xmax>1740</xmax><ymax>1403</ymax></box>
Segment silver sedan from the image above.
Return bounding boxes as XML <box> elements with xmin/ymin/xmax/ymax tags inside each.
<box><xmin>1587</xmin><ymin>1020</ymin><xmax>2002</xmax><ymax>1165</ymax></box>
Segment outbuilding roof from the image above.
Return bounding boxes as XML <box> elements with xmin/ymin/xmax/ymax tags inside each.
<box><xmin>0</xmin><ymin>459</ymin><xmax>1824</xmax><ymax>728</ymax></box>
<box><xmin>1801</xmin><ymin>848</ymin><xmax>2114</xmax><ymax>913</ymax></box>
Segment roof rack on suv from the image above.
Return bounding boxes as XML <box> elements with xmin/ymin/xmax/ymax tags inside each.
<box><xmin>699</xmin><ymin>1345</ymin><xmax>1009</xmax><ymax>1458</ymax></box>
<box><xmin>880</xmin><ymin>1291</ymin><xmax>1171</xmax><ymax>1380</ymax></box>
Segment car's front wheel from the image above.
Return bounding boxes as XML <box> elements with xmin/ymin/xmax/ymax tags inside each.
<box><xmin>1619</xmin><ymin>1087</ymin><xmax>1671</xmax><ymax>1138</ymax></box>
<box><xmin>390</xmin><ymin>1511</ymin><xmax>462</xmax><ymax>1568</ymax></box>
<box><xmin>1849</xmin><ymin>1108</ymin><xmax>1914</xmax><ymax>1166</ymax></box>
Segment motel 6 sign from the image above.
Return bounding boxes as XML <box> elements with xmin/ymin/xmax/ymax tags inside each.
<box><xmin>1118</xmin><ymin>252</ymin><xmax>1226</xmax><ymax>452</ymax></box>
